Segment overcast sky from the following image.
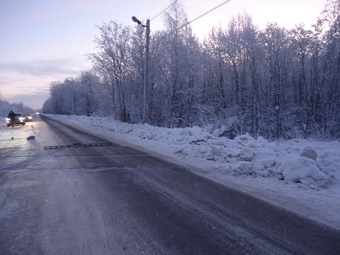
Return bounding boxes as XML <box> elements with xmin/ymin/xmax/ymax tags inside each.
<box><xmin>0</xmin><ymin>0</ymin><xmax>327</xmax><ymax>109</ymax></box>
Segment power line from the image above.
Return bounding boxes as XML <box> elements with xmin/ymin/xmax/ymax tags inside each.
<box><xmin>176</xmin><ymin>0</ymin><xmax>231</xmax><ymax>31</ymax></box>
<box><xmin>151</xmin><ymin>0</ymin><xmax>179</xmax><ymax>21</ymax></box>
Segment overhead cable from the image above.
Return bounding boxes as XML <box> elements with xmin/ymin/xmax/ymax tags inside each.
<box><xmin>151</xmin><ymin>0</ymin><xmax>179</xmax><ymax>21</ymax></box>
<box><xmin>176</xmin><ymin>0</ymin><xmax>231</xmax><ymax>31</ymax></box>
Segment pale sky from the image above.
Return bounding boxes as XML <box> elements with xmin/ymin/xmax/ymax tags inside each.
<box><xmin>0</xmin><ymin>0</ymin><xmax>327</xmax><ymax>109</ymax></box>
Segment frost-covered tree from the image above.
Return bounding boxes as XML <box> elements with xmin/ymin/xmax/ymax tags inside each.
<box><xmin>153</xmin><ymin>0</ymin><xmax>201</xmax><ymax>127</ymax></box>
<box><xmin>42</xmin><ymin>0</ymin><xmax>339</xmax><ymax>139</ymax></box>
<box><xmin>89</xmin><ymin>21</ymin><xmax>132</xmax><ymax>121</ymax></box>
<box><xmin>78</xmin><ymin>71</ymin><xmax>100</xmax><ymax>116</ymax></box>
<box><xmin>260</xmin><ymin>24</ymin><xmax>292</xmax><ymax>138</ymax></box>
<box><xmin>317</xmin><ymin>0</ymin><xmax>340</xmax><ymax>137</ymax></box>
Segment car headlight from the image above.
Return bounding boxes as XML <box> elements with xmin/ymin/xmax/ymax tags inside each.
<box><xmin>28</xmin><ymin>116</ymin><xmax>32</xmax><ymax>120</ymax></box>
<box><xmin>19</xmin><ymin>117</ymin><xmax>25</xmax><ymax>122</ymax></box>
<box><xmin>6</xmin><ymin>117</ymin><xmax>10</xmax><ymax>122</ymax></box>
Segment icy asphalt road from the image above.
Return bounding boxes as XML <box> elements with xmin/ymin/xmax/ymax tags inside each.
<box><xmin>0</xmin><ymin>115</ymin><xmax>339</xmax><ymax>255</ymax></box>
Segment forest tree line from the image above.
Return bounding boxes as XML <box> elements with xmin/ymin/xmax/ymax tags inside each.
<box><xmin>42</xmin><ymin>0</ymin><xmax>340</xmax><ymax>139</ymax></box>
<box><xmin>0</xmin><ymin>99</ymin><xmax>35</xmax><ymax>117</ymax></box>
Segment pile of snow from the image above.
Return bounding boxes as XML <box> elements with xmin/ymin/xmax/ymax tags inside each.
<box><xmin>44</xmin><ymin>114</ymin><xmax>340</xmax><ymax>229</ymax></box>
<box><xmin>278</xmin><ymin>155</ymin><xmax>330</xmax><ymax>189</ymax></box>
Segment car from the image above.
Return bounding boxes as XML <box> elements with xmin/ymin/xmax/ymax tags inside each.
<box><xmin>6</xmin><ymin>113</ymin><xmax>26</xmax><ymax>126</ymax></box>
<box><xmin>24</xmin><ymin>114</ymin><xmax>33</xmax><ymax>122</ymax></box>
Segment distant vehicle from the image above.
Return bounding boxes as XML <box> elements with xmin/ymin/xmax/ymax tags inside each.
<box><xmin>24</xmin><ymin>114</ymin><xmax>33</xmax><ymax>122</ymax></box>
<box><xmin>6</xmin><ymin>113</ymin><xmax>26</xmax><ymax>126</ymax></box>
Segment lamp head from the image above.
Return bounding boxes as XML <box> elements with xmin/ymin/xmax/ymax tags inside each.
<box><xmin>132</xmin><ymin>16</ymin><xmax>142</xmax><ymax>25</ymax></box>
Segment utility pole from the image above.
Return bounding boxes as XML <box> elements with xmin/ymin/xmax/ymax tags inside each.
<box><xmin>143</xmin><ymin>19</ymin><xmax>150</xmax><ymax>124</ymax></box>
<box><xmin>132</xmin><ymin>16</ymin><xmax>150</xmax><ymax>123</ymax></box>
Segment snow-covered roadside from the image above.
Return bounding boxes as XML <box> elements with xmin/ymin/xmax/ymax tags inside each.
<box><xmin>43</xmin><ymin>114</ymin><xmax>340</xmax><ymax>230</ymax></box>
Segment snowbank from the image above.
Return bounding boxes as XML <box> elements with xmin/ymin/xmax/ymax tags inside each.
<box><xmin>43</xmin><ymin>114</ymin><xmax>340</xmax><ymax>230</ymax></box>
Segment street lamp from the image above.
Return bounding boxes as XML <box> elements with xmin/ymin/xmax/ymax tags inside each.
<box><xmin>132</xmin><ymin>16</ymin><xmax>150</xmax><ymax>124</ymax></box>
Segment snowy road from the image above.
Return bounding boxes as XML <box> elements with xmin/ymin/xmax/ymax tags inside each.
<box><xmin>0</xmin><ymin>116</ymin><xmax>339</xmax><ymax>255</ymax></box>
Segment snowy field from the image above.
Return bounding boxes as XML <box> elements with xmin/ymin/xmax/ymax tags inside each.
<box><xmin>41</xmin><ymin>114</ymin><xmax>340</xmax><ymax>230</ymax></box>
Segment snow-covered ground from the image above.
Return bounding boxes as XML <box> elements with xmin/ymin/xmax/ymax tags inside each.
<box><xmin>44</xmin><ymin>114</ymin><xmax>340</xmax><ymax>230</ymax></box>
